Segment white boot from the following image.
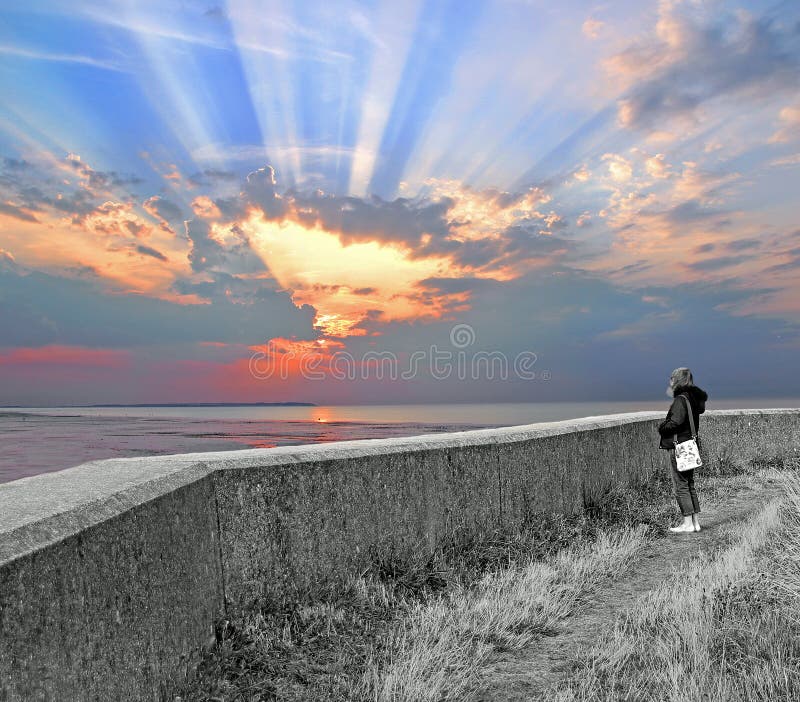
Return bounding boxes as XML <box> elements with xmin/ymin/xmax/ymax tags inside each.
<box><xmin>692</xmin><ymin>514</ymin><xmax>701</xmax><ymax>532</ymax></box>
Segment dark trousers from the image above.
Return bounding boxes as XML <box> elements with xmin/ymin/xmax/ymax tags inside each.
<box><xmin>668</xmin><ymin>448</ymin><xmax>701</xmax><ymax>516</ymax></box>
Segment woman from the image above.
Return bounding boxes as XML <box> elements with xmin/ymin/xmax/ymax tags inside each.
<box><xmin>658</xmin><ymin>367</ymin><xmax>709</xmax><ymax>534</ymax></box>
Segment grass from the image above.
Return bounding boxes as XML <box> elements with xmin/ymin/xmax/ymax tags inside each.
<box><xmin>177</xmin><ymin>465</ymin><xmax>674</xmax><ymax>701</ymax></box>
<box><xmin>548</xmin><ymin>472</ymin><xmax>800</xmax><ymax>702</ymax></box>
<box><xmin>175</xmin><ymin>454</ymin><xmax>792</xmax><ymax>701</ymax></box>
<box><xmin>357</xmin><ymin>526</ymin><xmax>648</xmax><ymax>702</ymax></box>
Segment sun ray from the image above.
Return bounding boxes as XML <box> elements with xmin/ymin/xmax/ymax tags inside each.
<box><xmin>347</xmin><ymin>0</ymin><xmax>423</xmax><ymax>197</ymax></box>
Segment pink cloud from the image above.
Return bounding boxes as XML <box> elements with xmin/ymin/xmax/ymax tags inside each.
<box><xmin>0</xmin><ymin>345</ymin><xmax>130</xmax><ymax>368</ymax></box>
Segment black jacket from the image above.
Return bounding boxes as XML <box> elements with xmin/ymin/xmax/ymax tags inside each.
<box><xmin>658</xmin><ymin>384</ymin><xmax>708</xmax><ymax>450</ymax></box>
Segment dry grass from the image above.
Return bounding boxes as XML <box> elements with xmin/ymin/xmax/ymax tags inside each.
<box><xmin>549</xmin><ymin>472</ymin><xmax>800</xmax><ymax>702</ymax></box>
<box><xmin>177</xmin><ymin>474</ymin><xmax>671</xmax><ymax>702</ymax></box>
<box><xmin>357</xmin><ymin>526</ymin><xmax>648</xmax><ymax>702</ymax></box>
<box><xmin>176</xmin><ymin>455</ymin><xmax>794</xmax><ymax>701</ymax></box>
<box><xmin>175</xmin><ymin>576</ymin><xmax>409</xmax><ymax>701</ymax></box>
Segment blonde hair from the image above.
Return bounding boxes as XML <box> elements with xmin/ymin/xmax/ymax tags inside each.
<box><xmin>670</xmin><ymin>367</ymin><xmax>694</xmax><ymax>389</ymax></box>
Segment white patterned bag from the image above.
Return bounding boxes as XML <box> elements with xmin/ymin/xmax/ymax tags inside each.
<box><xmin>674</xmin><ymin>394</ymin><xmax>703</xmax><ymax>472</ymax></box>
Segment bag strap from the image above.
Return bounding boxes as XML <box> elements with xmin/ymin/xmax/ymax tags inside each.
<box><xmin>680</xmin><ymin>394</ymin><xmax>698</xmax><ymax>439</ymax></box>
<box><xmin>672</xmin><ymin>394</ymin><xmax>698</xmax><ymax>447</ymax></box>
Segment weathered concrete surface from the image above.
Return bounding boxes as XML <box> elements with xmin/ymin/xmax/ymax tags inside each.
<box><xmin>699</xmin><ymin>409</ymin><xmax>800</xmax><ymax>470</ymax></box>
<box><xmin>0</xmin><ymin>409</ymin><xmax>798</xmax><ymax>700</ymax></box>
<box><xmin>214</xmin><ymin>440</ymin><xmax>503</xmax><ymax>611</ymax></box>
<box><xmin>212</xmin><ymin>413</ymin><xmax>666</xmax><ymax>610</ymax></box>
<box><xmin>0</xmin><ymin>459</ymin><xmax>224</xmax><ymax>701</ymax></box>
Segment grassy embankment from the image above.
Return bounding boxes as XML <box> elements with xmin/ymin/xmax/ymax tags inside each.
<box><xmin>177</xmin><ymin>452</ymin><xmax>796</xmax><ymax>701</ymax></box>
<box><xmin>549</xmin><ymin>468</ymin><xmax>800</xmax><ymax>701</ymax></box>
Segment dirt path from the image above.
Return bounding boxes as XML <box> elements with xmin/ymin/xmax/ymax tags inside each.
<box><xmin>474</xmin><ymin>474</ymin><xmax>786</xmax><ymax>701</ymax></box>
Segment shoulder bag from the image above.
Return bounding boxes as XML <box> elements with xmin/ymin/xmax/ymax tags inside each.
<box><xmin>673</xmin><ymin>394</ymin><xmax>703</xmax><ymax>472</ymax></box>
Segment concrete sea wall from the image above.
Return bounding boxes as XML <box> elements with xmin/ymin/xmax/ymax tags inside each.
<box><xmin>1</xmin><ymin>409</ymin><xmax>798</xmax><ymax>700</ymax></box>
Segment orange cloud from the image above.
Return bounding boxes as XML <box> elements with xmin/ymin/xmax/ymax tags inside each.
<box><xmin>78</xmin><ymin>200</ymin><xmax>154</xmax><ymax>238</ymax></box>
<box><xmin>0</xmin><ymin>208</ymin><xmax>190</xmax><ymax>297</ymax></box>
<box><xmin>241</xmin><ymin>213</ymin><xmax>460</xmax><ymax>335</ymax></box>
<box><xmin>191</xmin><ymin>195</ymin><xmax>222</xmax><ymax>219</ymax></box>
<box><xmin>424</xmin><ymin>179</ymin><xmax>552</xmax><ymax>239</ymax></box>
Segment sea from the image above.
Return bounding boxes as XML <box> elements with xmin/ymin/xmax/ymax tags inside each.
<box><xmin>2</xmin><ymin>398</ymin><xmax>798</xmax><ymax>484</ymax></box>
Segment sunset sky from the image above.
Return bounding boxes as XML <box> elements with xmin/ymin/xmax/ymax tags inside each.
<box><xmin>1</xmin><ymin>0</ymin><xmax>799</xmax><ymax>405</ymax></box>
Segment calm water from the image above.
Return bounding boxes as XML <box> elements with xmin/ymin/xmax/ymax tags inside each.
<box><xmin>2</xmin><ymin>399</ymin><xmax>798</xmax><ymax>484</ymax></box>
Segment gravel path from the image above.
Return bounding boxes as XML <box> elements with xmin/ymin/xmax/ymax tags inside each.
<box><xmin>474</xmin><ymin>474</ymin><xmax>786</xmax><ymax>701</ymax></box>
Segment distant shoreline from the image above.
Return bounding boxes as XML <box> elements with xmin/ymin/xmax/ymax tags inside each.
<box><xmin>90</xmin><ymin>402</ymin><xmax>318</xmax><ymax>407</ymax></box>
<box><xmin>1</xmin><ymin>402</ymin><xmax>318</xmax><ymax>408</ymax></box>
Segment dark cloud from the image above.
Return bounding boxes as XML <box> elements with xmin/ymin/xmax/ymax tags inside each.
<box><xmin>201</xmin><ymin>166</ymin><xmax>573</xmax><ymax>275</ymax></box>
<box><xmin>203</xmin><ymin>5</ymin><xmax>225</xmax><ymax>20</ymax></box>
<box><xmin>184</xmin><ymin>218</ymin><xmax>266</xmax><ymax>274</ymax></box>
<box><xmin>685</xmin><ymin>255</ymin><xmax>748</xmax><ymax>272</ymax></box>
<box><xmin>0</xmin><ymin>265</ymin><xmax>316</xmax><ymax>348</ymax></box>
<box><xmin>63</xmin><ymin>264</ymin><xmax>101</xmax><ymax>278</ymax></box>
<box><xmin>418</xmin><ymin>236</ymin><xmax>498</xmax><ymax>267</ymax></box>
<box><xmin>125</xmin><ymin>220</ymin><xmax>149</xmax><ymax>238</ymax></box>
<box><xmin>417</xmin><ymin>277</ymin><xmax>496</xmax><ymax>294</ymax></box>
<box><xmin>199</xmin><ymin>166</ymin><xmax>525</xmax><ymax>275</ymax></box>
<box><xmin>0</xmin><ymin>154</ymin><xmax>143</xmax><ymax>226</ymax></box>
<box><xmin>64</xmin><ymin>155</ymin><xmax>143</xmax><ymax>191</ymax></box>
<box><xmin>143</xmin><ymin>195</ymin><xmax>184</xmax><ymax>223</ymax></box>
<box><xmin>615</xmin><ymin>9</ymin><xmax>800</xmax><ymax>129</ymax></box>
<box><xmin>242</xmin><ymin>166</ymin><xmax>289</xmax><ymax>220</ymax></box>
<box><xmin>673</xmin><ymin>209</ymin><xmax>730</xmax><ymax>229</ymax></box>
<box><xmin>1</xmin><ymin>157</ymin><xmax>32</xmax><ymax>171</ymax></box>
<box><xmin>650</xmin><ymin>199</ymin><xmax>730</xmax><ymax>225</ymax></box>
<box><xmin>0</xmin><ymin>201</ymin><xmax>39</xmax><ymax>223</ymax></box>
<box><xmin>763</xmin><ymin>246</ymin><xmax>800</xmax><ymax>273</ymax></box>
<box><xmin>109</xmin><ymin>172</ymin><xmax>145</xmax><ymax>187</ymax></box>
<box><xmin>3</xmin><ymin>180</ymin><xmax>97</xmax><ymax>219</ymax></box>
<box><xmin>334</xmin><ymin>269</ymin><xmax>799</xmax><ymax>402</ymax></box>
<box><xmin>143</xmin><ymin>195</ymin><xmax>184</xmax><ymax>234</ymax></box>
<box><xmin>1</xmin><ymin>173</ymin><xmax>130</xmax><ymax>231</ymax></box>
<box><xmin>210</xmin><ymin>194</ymin><xmax>242</xmax><ymax>220</ymax></box>
<box><xmin>504</xmin><ymin>226</ymin><xmax>572</xmax><ymax>252</ymax></box>
<box><xmin>13</xmin><ymin>186</ymin><xmax>50</xmax><ymax>212</ymax></box>
<box><xmin>297</xmin><ymin>192</ymin><xmax>453</xmax><ymax>246</ymax></box>
<box><xmin>415</xmin><ymin>226</ymin><xmax>572</xmax><ymax>270</ymax></box>
<box><xmin>293</xmin><ymin>282</ymin><xmax>344</xmax><ymax>294</ymax></box>
<box><xmin>135</xmin><ymin>244</ymin><xmax>168</xmax><ymax>262</ymax></box>
<box><xmin>764</xmin><ymin>260</ymin><xmax>799</xmax><ymax>274</ymax></box>
<box><xmin>725</xmin><ymin>238</ymin><xmax>762</xmax><ymax>252</ymax></box>
<box><xmin>172</xmin><ymin>271</ymin><xmax>284</xmax><ymax>304</ymax></box>
<box><xmin>59</xmin><ymin>191</ymin><xmax>101</xmax><ymax>220</ymax></box>
<box><xmin>185</xmin><ymin>219</ymin><xmax>227</xmax><ymax>272</ymax></box>
<box><xmin>604</xmin><ymin>260</ymin><xmax>654</xmax><ymax>276</ymax></box>
<box><xmin>205</xmin><ymin>168</ymin><xmax>238</xmax><ymax>180</ymax></box>
<box><xmin>187</xmin><ymin>168</ymin><xmax>238</xmax><ymax>187</ymax></box>
<box><xmin>208</xmin><ymin>165</ymin><xmax>456</xmax><ymax>249</ymax></box>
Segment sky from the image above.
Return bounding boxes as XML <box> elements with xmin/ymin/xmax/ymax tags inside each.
<box><xmin>1</xmin><ymin>0</ymin><xmax>799</xmax><ymax>405</ymax></box>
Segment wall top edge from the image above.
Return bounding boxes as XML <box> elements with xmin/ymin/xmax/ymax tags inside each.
<box><xmin>1</xmin><ymin>408</ymin><xmax>797</xmax><ymax>563</ymax></box>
